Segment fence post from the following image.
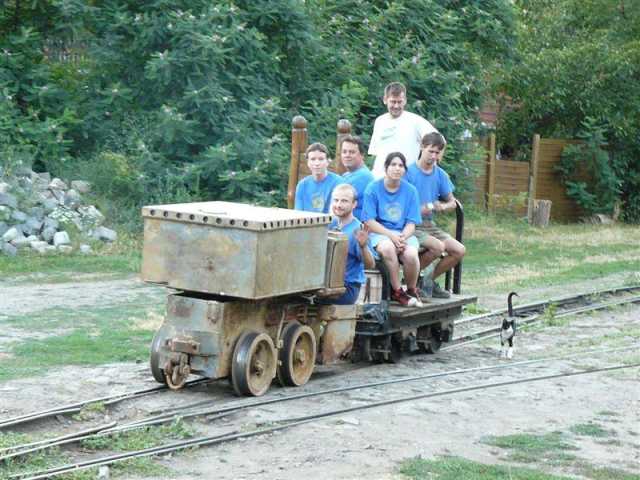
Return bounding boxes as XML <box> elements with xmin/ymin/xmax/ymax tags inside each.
<box><xmin>334</xmin><ymin>119</ymin><xmax>352</xmax><ymax>175</ymax></box>
<box><xmin>486</xmin><ymin>133</ymin><xmax>497</xmax><ymax>211</ymax></box>
<box><xmin>527</xmin><ymin>134</ymin><xmax>541</xmax><ymax>223</ymax></box>
<box><xmin>288</xmin><ymin>115</ymin><xmax>308</xmax><ymax>209</ymax></box>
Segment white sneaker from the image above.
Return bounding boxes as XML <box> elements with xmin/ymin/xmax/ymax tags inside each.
<box><xmin>500</xmin><ymin>348</ymin><xmax>507</xmax><ymax>359</ymax></box>
<box><xmin>506</xmin><ymin>347</ymin><xmax>514</xmax><ymax>359</ymax></box>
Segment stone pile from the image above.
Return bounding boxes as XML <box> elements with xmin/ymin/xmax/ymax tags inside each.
<box><xmin>0</xmin><ymin>167</ymin><xmax>117</xmax><ymax>257</ymax></box>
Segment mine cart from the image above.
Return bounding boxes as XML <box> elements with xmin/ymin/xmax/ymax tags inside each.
<box><xmin>142</xmin><ymin>201</ymin><xmax>357</xmax><ymax>396</ymax></box>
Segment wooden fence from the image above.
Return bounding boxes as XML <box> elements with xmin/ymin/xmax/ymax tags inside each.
<box><xmin>475</xmin><ymin>134</ymin><xmax>583</xmax><ymax>222</ymax></box>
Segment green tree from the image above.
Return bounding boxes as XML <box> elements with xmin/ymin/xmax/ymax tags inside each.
<box><xmin>496</xmin><ymin>0</ymin><xmax>640</xmax><ymax>221</ymax></box>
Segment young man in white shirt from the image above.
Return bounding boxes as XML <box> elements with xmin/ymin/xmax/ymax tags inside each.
<box><xmin>368</xmin><ymin>82</ymin><xmax>440</xmax><ymax>179</ymax></box>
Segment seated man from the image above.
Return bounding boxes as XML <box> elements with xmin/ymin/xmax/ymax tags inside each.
<box><xmin>361</xmin><ymin>152</ymin><xmax>423</xmax><ymax>307</ymax></box>
<box><xmin>294</xmin><ymin>142</ymin><xmax>344</xmax><ymax>214</ymax></box>
<box><xmin>327</xmin><ymin>184</ymin><xmax>375</xmax><ymax>304</ymax></box>
<box><xmin>406</xmin><ymin>132</ymin><xmax>465</xmax><ymax>299</ymax></box>
<box><xmin>340</xmin><ymin>134</ymin><xmax>374</xmax><ymax>221</ymax></box>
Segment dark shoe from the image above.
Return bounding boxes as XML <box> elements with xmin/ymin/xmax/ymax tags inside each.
<box><xmin>406</xmin><ymin>288</ymin><xmax>424</xmax><ymax>307</ymax></box>
<box><xmin>431</xmin><ymin>281</ymin><xmax>451</xmax><ymax>299</ymax></box>
<box><xmin>421</xmin><ymin>276</ymin><xmax>450</xmax><ymax>299</ymax></box>
<box><xmin>391</xmin><ymin>288</ymin><xmax>418</xmax><ymax>307</ymax></box>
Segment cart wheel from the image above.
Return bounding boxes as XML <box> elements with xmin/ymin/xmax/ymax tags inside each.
<box><xmin>150</xmin><ymin>330</ymin><xmax>167</xmax><ymax>385</ymax></box>
<box><xmin>277</xmin><ymin>323</ymin><xmax>317</xmax><ymax>387</ymax></box>
<box><xmin>386</xmin><ymin>336</ymin><xmax>403</xmax><ymax>363</ymax></box>
<box><xmin>419</xmin><ymin>325</ymin><xmax>442</xmax><ymax>354</ymax></box>
<box><xmin>352</xmin><ymin>335</ymin><xmax>371</xmax><ymax>363</ymax></box>
<box><xmin>425</xmin><ymin>336</ymin><xmax>442</xmax><ymax>354</ymax></box>
<box><xmin>231</xmin><ymin>331</ymin><xmax>277</xmax><ymax>397</ymax></box>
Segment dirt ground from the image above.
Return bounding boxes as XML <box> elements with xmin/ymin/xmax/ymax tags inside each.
<box><xmin>1</xmin><ymin>274</ymin><xmax>639</xmax><ymax>479</ymax></box>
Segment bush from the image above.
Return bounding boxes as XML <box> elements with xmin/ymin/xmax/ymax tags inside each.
<box><xmin>2</xmin><ymin>0</ymin><xmax>517</xmax><ymax>223</ymax></box>
<box><xmin>556</xmin><ymin>119</ymin><xmax>622</xmax><ymax>217</ymax></box>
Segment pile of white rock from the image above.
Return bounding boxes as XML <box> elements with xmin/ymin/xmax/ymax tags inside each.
<box><xmin>0</xmin><ymin>167</ymin><xmax>117</xmax><ymax>257</ymax></box>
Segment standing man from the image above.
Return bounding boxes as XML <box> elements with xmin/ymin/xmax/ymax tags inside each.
<box><xmin>327</xmin><ymin>184</ymin><xmax>375</xmax><ymax>304</ymax></box>
<box><xmin>340</xmin><ymin>135</ymin><xmax>374</xmax><ymax>220</ymax></box>
<box><xmin>406</xmin><ymin>132</ymin><xmax>465</xmax><ymax>299</ymax></box>
<box><xmin>294</xmin><ymin>143</ymin><xmax>344</xmax><ymax>214</ymax></box>
<box><xmin>368</xmin><ymin>82</ymin><xmax>440</xmax><ymax>179</ymax></box>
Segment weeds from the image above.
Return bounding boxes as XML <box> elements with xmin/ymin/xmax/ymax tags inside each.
<box><xmin>569</xmin><ymin>422</ymin><xmax>615</xmax><ymax>438</ymax></box>
<box><xmin>541</xmin><ymin>303</ymin><xmax>561</xmax><ymax>327</ymax></box>
<box><xmin>81</xmin><ymin>420</ymin><xmax>195</xmax><ymax>452</ymax></box>
<box><xmin>398</xmin><ymin>455</ymin><xmax>574</xmax><ymax>480</ymax></box>
<box><xmin>482</xmin><ymin>432</ymin><xmax>578</xmax><ymax>465</ymax></box>
<box><xmin>73</xmin><ymin>401</ymin><xmax>106</xmax><ymax>421</ymax></box>
<box><xmin>464</xmin><ymin>303</ymin><xmax>490</xmax><ymax>315</ymax></box>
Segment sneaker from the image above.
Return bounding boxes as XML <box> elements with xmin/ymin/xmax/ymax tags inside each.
<box><xmin>406</xmin><ymin>288</ymin><xmax>424</xmax><ymax>307</ymax></box>
<box><xmin>431</xmin><ymin>280</ymin><xmax>451</xmax><ymax>299</ymax></box>
<box><xmin>391</xmin><ymin>288</ymin><xmax>418</xmax><ymax>307</ymax></box>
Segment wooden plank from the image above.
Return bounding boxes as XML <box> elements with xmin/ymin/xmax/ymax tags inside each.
<box><xmin>288</xmin><ymin>116</ymin><xmax>308</xmax><ymax>208</ymax></box>
<box><xmin>487</xmin><ymin>133</ymin><xmax>497</xmax><ymax>211</ymax></box>
<box><xmin>527</xmin><ymin>134</ymin><xmax>541</xmax><ymax>222</ymax></box>
<box><xmin>388</xmin><ymin>294</ymin><xmax>477</xmax><ymax>320</ymax></box>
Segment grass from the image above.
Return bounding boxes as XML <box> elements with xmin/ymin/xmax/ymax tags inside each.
<box><xmin>458</xmin><ymin>215</ymin><xmax>640</xmax><ymax>292</ymax></box>
<box><xmin>0</xmin><ymin>231</ymin><xmax>141</xmax><ymax>280</ymax></box>
<box><xmin>569</xmin><ymin>422</ymin><xmax>615</xmax><ymax>438</ymax></box>
<box><xmin>575</xmin><ymin>462</ymin><xmax>640</xmax><ymax>480</ymax></box>
<box><xmin>398</xmin><ymin>456</ymin><xmax>574</xmax><ymax>480</ymax></box>
<box><xmin>0</xmin><ymin>422</ymin><xmax>190</xmax><ymax>480</ymax></box>
<box><xmin>482</xmin><ymin>432</ymin><xmax>578</xmax><ymax>465</ymax></box>
<box><xmin>0</xmin><ymin>301</ymin><xmax>163</xmax><ymax>382</ymax></box>
<box><xmin>472</xmin><ymin>428</ymin><xmax>640</xmax><ymax>480</ymax></box>
<box><xmin>398</xmin><ymin>456</ymin><xmax>640</xmax><ymax>480</ymax></box>
<box><xmin>81</xmin><ymin>420</ymin><xmax>195</xmax><ymax>452</ymax></box>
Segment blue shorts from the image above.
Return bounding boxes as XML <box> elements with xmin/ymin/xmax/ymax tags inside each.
<box><xmin>317</xmin><ymin>282</ymin><xmax>361</xmax><ymax>305</ymax></box>
<box><xmin>369</xmin><ymin>231</ymin><xmax>419</xmax><ymax>259</ymax></box>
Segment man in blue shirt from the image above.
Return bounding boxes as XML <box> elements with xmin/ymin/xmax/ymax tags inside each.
<box><xmin>406</xmin><ymin>132</ymin><xmax>465</xmax><ymax>299</ymax></box>
<box><xmin>340</xmin><ymin>135</ymin><xmax>374</xmax><ymax>221</ymax></box>
<box><xmin>361</xmin><ymin>152</ymin><xmax>423</xmax><ymax>307</ymax></box>
<box><xmin>294</xmin><ymin>143</ymin><xmax>344</xmax><ymax>213</ymax></box>
<box><xmin>327</xmin><ymin>184</ymin><xmax>375</xmax><ymax>304</ymax></box>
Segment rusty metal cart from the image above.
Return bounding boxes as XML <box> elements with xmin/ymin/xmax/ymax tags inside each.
<box><xmin>142</xmin><ymin>201</ymin><xmax>355</xmax><ymax>396</ymax></box>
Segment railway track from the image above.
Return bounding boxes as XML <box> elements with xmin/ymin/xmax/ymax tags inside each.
<box><xmin>9</xmin><ymin>357</ymin><xmax>639</xmax><ymax>480</ymax></box>
<box><xmin>448</xmin><ymin>284</ymin><xmax>640</xmax><ymax>348</ymax></box>
<box><xmin>1</xmin><ymin>284</ymin><xmax>638</xmax><ymax>432</ymax></box>
<box><xmin>1</xmin><ymin>343</ymin><xmax>638</xmax><ymax>467</ymax></box>
<box><xmin>1</xmin><ymin>285</ymin><xmax>639</xmax><ymax>478</ymax></box>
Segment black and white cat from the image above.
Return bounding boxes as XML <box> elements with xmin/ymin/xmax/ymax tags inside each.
<box><xmin>500</xmin><ymin>292</ymin><xmax>519</xmax><ymax>359</ymax></box>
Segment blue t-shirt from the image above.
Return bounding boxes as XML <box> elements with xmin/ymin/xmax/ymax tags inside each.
<box><xmin>405</xmin><ymin>163</ymin><xmax>453</xmax><ymax>223</ymax></box>
<box><xmin>294</xmin><ymin>172</ymin><xmax>344</xmax><ymax>213</ymax></box>
<box><xmin>361</xmin><ymin>179</ymin><xmax>422</xmax><ymax>231</ymax></box>
<box><xmin>342</xmin><ymin>166</ymin><xmax>375</xmax><ymax>220</ymax></box>
<box><xmin>329</xmin><ymin>217</ymin><xmax>366</xmax><ymax>285</ymax></box>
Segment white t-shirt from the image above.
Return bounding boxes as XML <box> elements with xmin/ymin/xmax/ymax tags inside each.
<box><xmin>368</xmin><ymin>111</ymin><xmax>438</xmax><ymax>178</ymax></box>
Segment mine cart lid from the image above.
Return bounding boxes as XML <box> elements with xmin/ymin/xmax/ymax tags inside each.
<box><xmin>141</xmin><ymin>201</ymin><xmax>332</xmax><ymax>231</ymax></box>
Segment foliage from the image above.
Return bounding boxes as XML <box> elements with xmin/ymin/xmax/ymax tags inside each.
<box><xmin>0</xmin><ymin>0</ymin><xmax>516</xmax><ymax>228</ymax></box>
<box><xmin>556</xmin><ymin>118</ymin><xmax>622</xmax><ymax>216</ymax></box>
<box><xmin>0</xmin><ymin>0</ymin><xmax>513</xmax><ymax>227</ymax></box>
<box><xmin>496</xmin><ymin>0</ymin><xmax>640</xmax><ymax>222</ymax></box>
